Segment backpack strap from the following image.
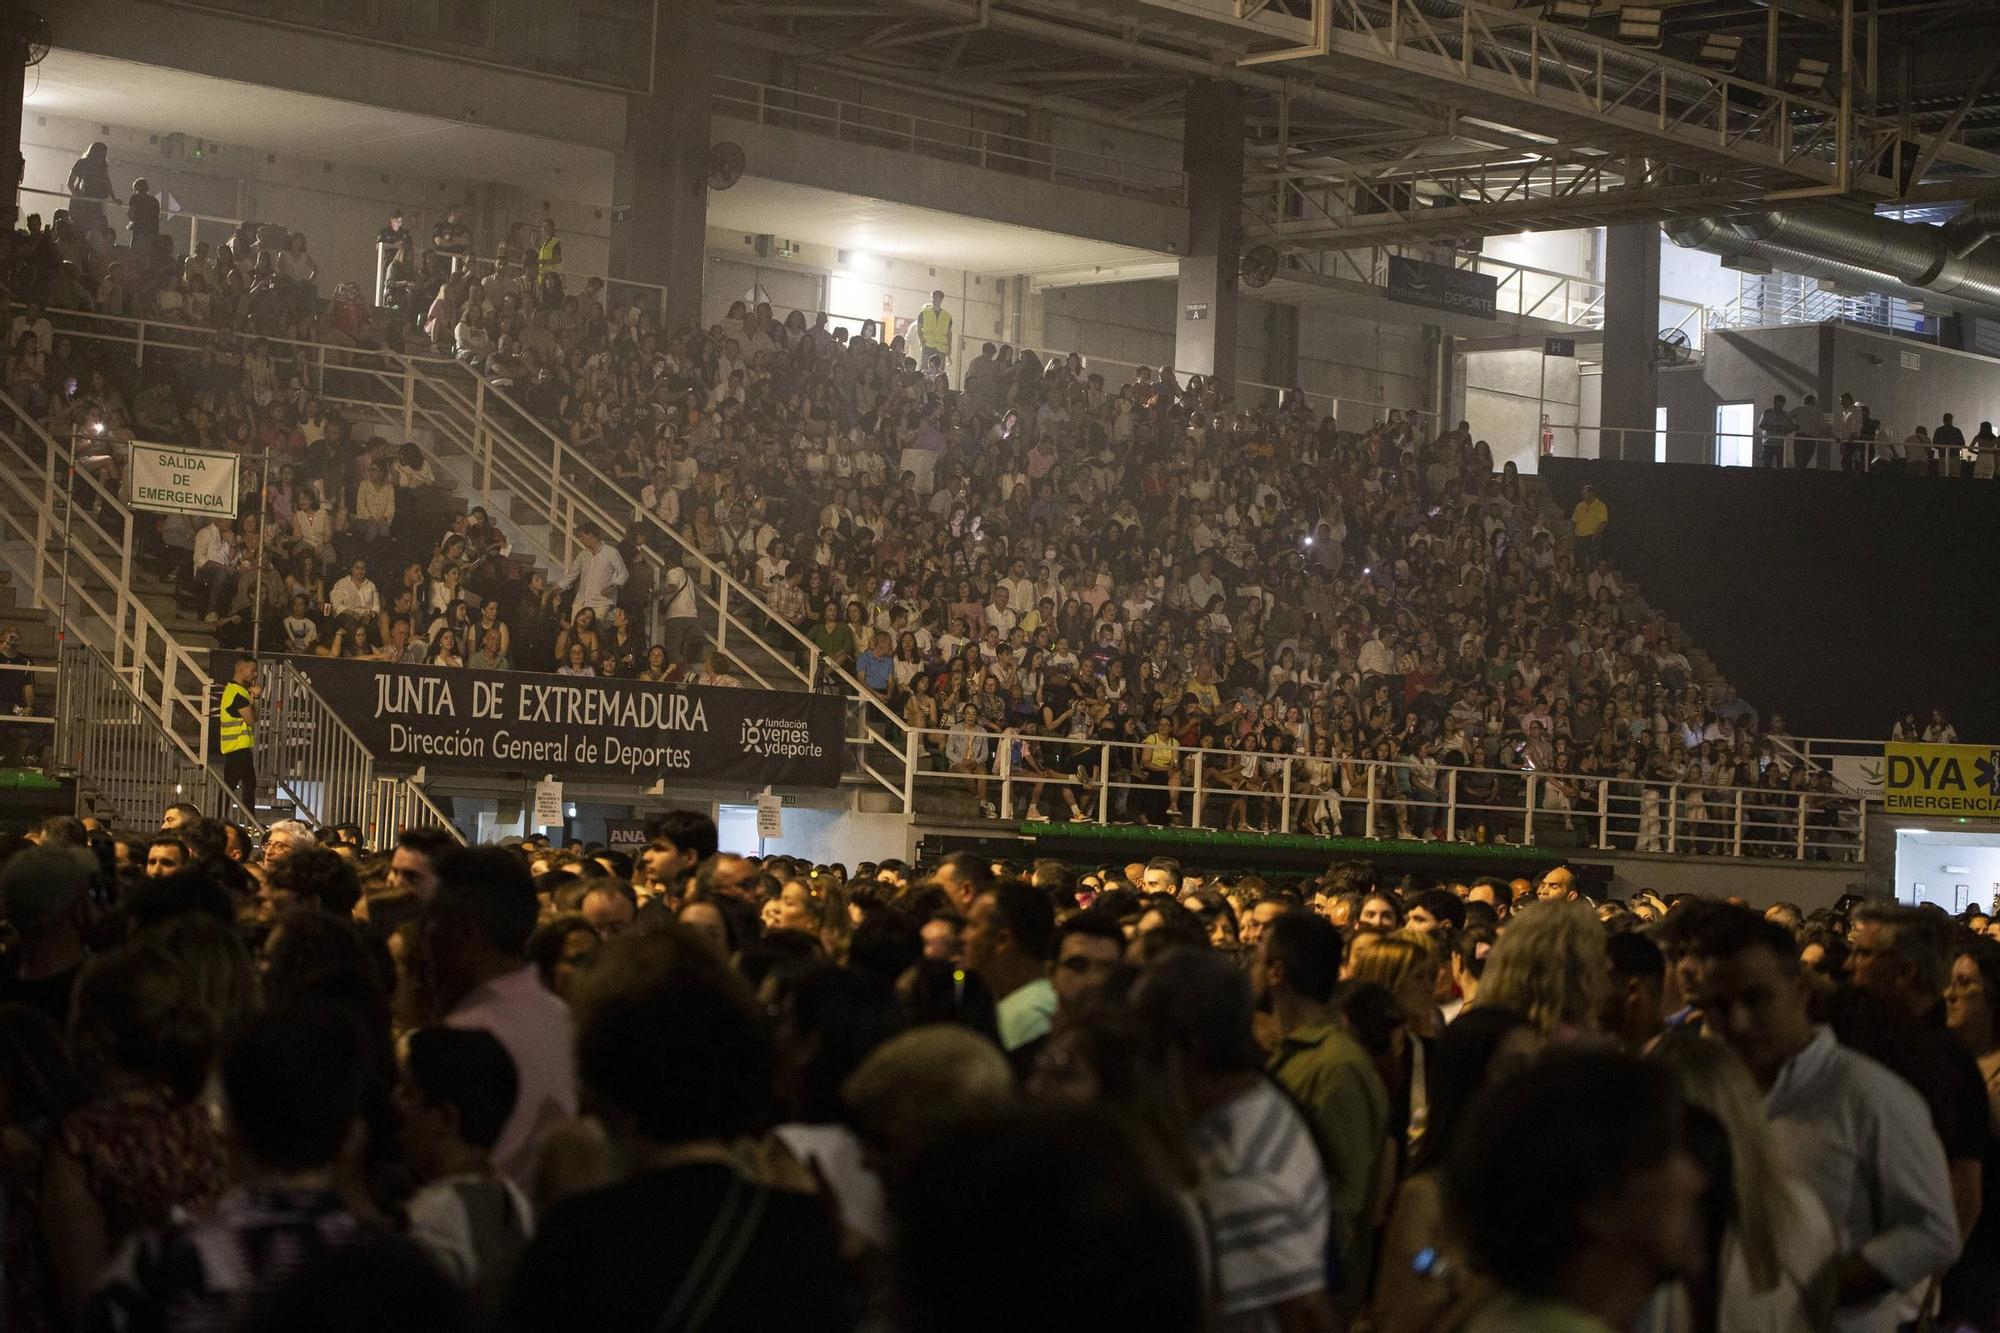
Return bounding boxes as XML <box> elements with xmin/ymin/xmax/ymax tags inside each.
<box><xmin>652</xmin><ymin>1172</ymin><xmax>770</xmax><ymax>1333</ymax></box>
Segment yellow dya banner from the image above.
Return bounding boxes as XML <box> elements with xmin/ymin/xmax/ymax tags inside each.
<box><xmin>1883</xmin><ymin>742</ymin><xmax>2000</xmax><ymax>818</ymax></box>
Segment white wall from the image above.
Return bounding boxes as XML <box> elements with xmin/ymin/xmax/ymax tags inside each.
<box><xmin>1463</xmin><ymin>346</ymin><xmax>1581</xmax><ymax>474</ymax></box>
<box><xmin>1895</xmin><ymin>831</ymin><xmax>2000</xmax><ymax>913</ymax></box>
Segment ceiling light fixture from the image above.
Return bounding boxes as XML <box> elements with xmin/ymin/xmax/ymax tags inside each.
<box><xmin>1617</xmin><ymin>5</ymin><xmax>1664</xmax><ymax>46</ymax></box>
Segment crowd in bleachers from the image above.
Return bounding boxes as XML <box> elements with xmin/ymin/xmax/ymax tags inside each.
<box><xmin>10</xmin><ymin>156</ymin><xmax>1869</xmax><ymax>848</ymax></box>
<box><xmin>391</xmin><ymin>276</ymin><xmax>1856</xmax><ymax>844</ymax></box>
<box><xmin>1</xmin><ymin>809</ymin><xmax>1994</xmax><ymax>1332</ymax></box>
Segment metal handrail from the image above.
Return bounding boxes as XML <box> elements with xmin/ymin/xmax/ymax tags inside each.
<box><xmin>370</xmin><ymin>775</ymin><xmax>465</xmax><ymax>845</ymax></box>
<box><xmin>414</xmin><ymin>357</ymin><xmax>910</xmax><ymax>735</ymax></box>
<box><xmin>256</xmin><ymin>658</ymin><xmax>381</xmax><ymax>831</ymax></box>
<box><xmin>0</xmin><ymin>391</ymin><xmax>215</xmax><ymax>759</ymax></box>
<box><xmin>711</xmin><ymin>75</ymin><xmax>1188</xmax><ymax>204</ymax></box>
<box><xmin>57</xmin><ymin>640</ymin><xmax>263</xmax><ymax>833</ymax></box>
<box><xmin>902</xmin><ymin>724</ymin><xmax>1863</xmax><ymax>863</ymax></box>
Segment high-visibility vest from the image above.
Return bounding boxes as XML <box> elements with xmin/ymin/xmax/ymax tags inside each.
<box><xmin>536</xmin><ymin>235</ymin><xmax>563</xmax><ymax>274</ymax></box>
<box><xmin>917</xmin><ymin>304</ymin><xmax>952</xmax><ymax>351</ymax></box>
<box><xmin>219</xmin><ymin>681</ymin><xmax>253</xmax><ymax>753</ymax></box>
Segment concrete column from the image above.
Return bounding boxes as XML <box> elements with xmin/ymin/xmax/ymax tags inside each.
<box><xmin>1261</xmin><ymin>301</ymin><xmax>1299</xmax><ymax>397</ymax></box>
<box><xmin>612</xmin><ymin>0</ymin><xmax>713</xmax><ymax>334</ymax></box>
<box><xmin>1599</xmin><ymin>222</ymin><xmax>1662</xmax><ymax>461</ymax></box>
<box><xmin>1175</xmin><ymin>79</ymin><xmax>1243</xmax><ymax>397</ymax></box>
<box><xmin>0</xmin><ymin>19</ymin><xmax>21</xmax><ymax>229</ymax></box>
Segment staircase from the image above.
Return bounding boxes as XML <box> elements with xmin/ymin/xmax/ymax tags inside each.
<box><xmin>0</xmin><ymin>332</ymin><xmax>456</xmax><ymax>839</ymax></box>
<box><xmin>323</xmin><ymin>354</ymin><xmax>922</xmax><ymax>812</ymax></box>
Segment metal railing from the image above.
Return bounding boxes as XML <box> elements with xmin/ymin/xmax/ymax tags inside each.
<box><xmin>0</xmin><ymin>388</ymin><xmax>215</xmax><ymax>760</ymax></box>
<box><xmin>375</xmin><ymin>354</ymin><xmax>919</xmax><ymax>804</ymax></box>
<box><xmin>56</xmin><ymin>641</ymin><xmax>262</xmax><ymax>833</ymax></box>
<box><xmin>903</xmin><ymin>726</ymin><xmax>1864</xmax><ymax>862</ymax></box>
<box><xmin>1709</xmin><ymin>271</ymin><xmax>1933</xmax><ymax>340</ymax></box>
<box><xmin>369</xmin><ymin>775</ymin><xmax>465</xmax><ymax>846</ymax></box>
<box><xmin>20</xmin><ymin>185</ymin><xmax>243</xmax><ymax>262</ymax></box>
<box><xmin>0</xmin><ymin>663</ymin><xmax>56</xmax><ymax>765</ymax></box>
<box><xmin>1541</xmin><ymin>422</ymin><xmax>1992</xmax><ymax>469</ymax></box>
<box><xmin>378</xmin><ymin>244</ymin><xmax>673</xmax><ymax>332</ymax></box>
<box><xmin>255</xmin><ymin>658</ymin><xmax>379</xmax><ymax>832</ymax></box>
<box><xmin>712</xmin><ymin>75</ymin><xmax>1188</xmax><ymax>205</ymax></box>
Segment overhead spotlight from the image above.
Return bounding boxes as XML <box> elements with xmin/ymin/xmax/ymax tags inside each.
<box><xmin>1617</xmin><ymin>5</ymin><xmax>1663</xmax><ymax>45</ymax></box>
<box><xmin>1790</xmin><ymin>57</ymin><xmax>1831</xmax><ymax>94</ymax></box>
<box><xmin>1545</xmin><ymin>0</ymin><xmax>1596</xmax><ymax>21</ymax></box>
<box><xmin>1697</xmin><ymin>33</ymin><xmax>1743</xmax><ymax>72</ymax></box>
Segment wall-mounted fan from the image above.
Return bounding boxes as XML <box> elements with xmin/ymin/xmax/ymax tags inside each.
<box><xmin>1655</xmin><ymin>326</ymin><xmax>1693</xmax><ymax>366</ymax></box>
<box><xmin>706</xmin><ymin>142</ymin><xmax>745</xmax><ymax>192</ymax></box>
<box><xmin>1239</xmin><ymin>244</ymin><xmax>1281</xmax><ymax>288</ymax></box>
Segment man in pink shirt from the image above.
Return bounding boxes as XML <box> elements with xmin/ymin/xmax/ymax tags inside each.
<box><xmin>429</xmin><ymin>847</ymin><xmax>576</xmax><ymax>1187</ymax></box>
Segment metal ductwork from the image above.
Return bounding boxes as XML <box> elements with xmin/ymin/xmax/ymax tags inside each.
<box><xmin>1944</xmin><ymin>197</ymin><xmax>2000</xmax><ymax>260</ymax></box>
<box><xmin>1665</xmin><ymin>210</ymin><xmax>2000</xmax><ymax>317</ymax></box>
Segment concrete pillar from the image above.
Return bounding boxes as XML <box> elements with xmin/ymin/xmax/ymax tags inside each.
<box><xmin>1599</xmin><ymin>222</ymin><xmax>1661</xmax><ymax>461</ymax></box>
<box><xmin>0</xmin><ymin>18</ymin><xmax>21</xmax><ymax>229</ymax></box>
<box><xmin>1261</xmin><ymin>301</ymin><xmax>1299</xmax><ymax>398</ymax></box>
<box><xmin>1176</xmin><ymin>79</ymin><xmax>1243</xmax><ymax>397</ymax></box>
<box><xmin>611</xmin><ymin>0</ymin><xmax>713</xmax><ymax>334</ymax></box>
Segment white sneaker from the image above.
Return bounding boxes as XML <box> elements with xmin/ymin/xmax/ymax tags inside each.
<box><xmin>979</xmin><ymin>800</ymin><xmax>997</xmax><ymax>819</ymax></box>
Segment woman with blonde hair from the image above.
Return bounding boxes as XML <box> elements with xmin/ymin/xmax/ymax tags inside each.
<box><xmin>1638</xmin><ymin>1033</ymin><xmax>1837</xmax><ymax>1333</ymax></box>
<box><xmin>1349</xmin><ymin>931</ymin><xmax>1446</xmax><ymax>1144</ymax></box>
<box><xmin>1472</xmin><ymin>898</ymin><xmax>1607</xmax><ymax>1041</ymax></box>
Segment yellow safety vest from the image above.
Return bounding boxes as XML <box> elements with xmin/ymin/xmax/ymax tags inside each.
<box><xmin>917</xmin><ymin>304</ymin><xmax>952</xmax><ymax>352</ymax></box>
<box><xmin>219</xmin><ymin>681</ymin><xmax>253</xmax><ymax>753</ymax></box>
<box><xmin>536</xmin><ymin>235</ymin><xmax>563</xmax><ymax>274</ymax></box>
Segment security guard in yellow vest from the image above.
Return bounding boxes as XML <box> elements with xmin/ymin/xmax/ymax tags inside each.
<box><xmin>218</xmin><ymin>654</ymin><xmax>258</xmax><ymax>814</ymax></box>
<box><xmin>535</xmin><ymin>218</ymin><xmax>563</xmax><ymax>277</ymax></box>
<box><xmin>916</xmin><ymin>290</ymin><xmax>953</xmax><ymax>378</ymax></box>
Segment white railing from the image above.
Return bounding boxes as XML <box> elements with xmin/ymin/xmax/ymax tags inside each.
<box><xmin>370</xmin><ymin>775</ymin><xmax>465</xmax><ymax>846</ymax></box>
<box><xmin>903</xmin><ymin>726</ymin><xmax>1864</xmax><ymax>863</ymax></box>
<box><xmin>56</xmin><ymin>641</ymin><xmax>261</xmax><ymax>833</ymax></box>
<box><xmin>21</xmin><ymin>184</ymin><xmax>243</xmax><ymax>262</ymax></box>
<box><xmin>711</xmin><ymin>75</ymin><xmax>1188</xmax><ymax>205</ymax></box>
<box><xmin>0</xmin><ymin>389</ymin><xmax>215</xmax><ymax>760</ymax></box>
<box><xmin>1541</xmin><ymin>422</ymin><xmax>1982</xmax><ymax>468</ymax></box>
<box><xmin>375</xmin><ymin>244</ymin><xmax>673</xmax><ymax>329</ymax></box>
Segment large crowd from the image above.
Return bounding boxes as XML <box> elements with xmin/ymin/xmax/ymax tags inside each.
<box><xmin>7</xmin><ymin>151</ymin><xmax>1879</xmax><ymax>853</ymax></box>
<box><xmin>0</xmin><ymin>807</ymin><xmax>1994</xmax><ymax>1333</ymax></box>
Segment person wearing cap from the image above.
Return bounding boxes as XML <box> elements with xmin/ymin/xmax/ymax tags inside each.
<box><xmin>0</xmin><ymin>845</ymin><xmax>94</xmax><ymax>1027</ymax></box>
<box><xmin>378</xmin><ymin>208</ymin><xmax>410</xmax><ymax>250</ymax></box>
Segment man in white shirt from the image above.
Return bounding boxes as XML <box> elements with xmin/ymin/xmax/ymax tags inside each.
<box><xmin>984</xmin><ymin>584</ymin><xmax>1018</xmax><ymax>636</ymax></box>
<box><xmin>1357</xmin><ymin>628</ymin><xmax>1394</xmax><ymax>681</ymax></box>
<box><xmin>191</xmin><ymin>518</ymin><xmax>241</xmax><ymax>622</ymax></box>
<box><xmin>1697</xmin><ymin>908</ymin><xmax>1959</xmax><ymax>1333</ymax></box>
<box><xmin>328</xmin><ymin>557</ymin><xmax>381</xmax><ymax>621</ymax></box>
<box><xmin>1000</xmin><ymin>559</ymin><xmax>1035</xmax><ymax>616</ymax></box>
<box><xmin>1836</xmin><ymin>392</ymin><xmax>1868</xmax><ymax>473</ymax></box>
<box><xmin>1184</xmin><ymin>554</ymin><xmax>1225</xmax><ymax>613</ymax></box>
<box><xmin>557</xmin><ymin>522</ymin><xmax>627</xmax><ymax>620</ymax></box>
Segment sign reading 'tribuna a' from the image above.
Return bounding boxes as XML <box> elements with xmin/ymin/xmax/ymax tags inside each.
<box><xmin>287</xmin><ymin>657</ymin><xmax>842</xmax><ymax>788</ymax></box>
<box><xmin>1386</xmin><ymin>256</ymin><xmax>1498</xmax><ymax>320</ymax></box>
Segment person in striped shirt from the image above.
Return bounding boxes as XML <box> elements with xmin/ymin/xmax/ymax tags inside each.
<box><xmin>1135</xmin><ymin>948</ymin><xmax>1338</xmax><ymax>1333</ymax></box>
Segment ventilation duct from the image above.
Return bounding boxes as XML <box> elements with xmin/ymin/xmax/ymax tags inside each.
<box><xmin>1664</xmin><ymin>210</ymin><xmax>2000</xmax><ymax>317</ymax></box>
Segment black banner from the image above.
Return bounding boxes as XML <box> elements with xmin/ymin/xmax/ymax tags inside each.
<box><xmin>604</xmin><ymin>818</ymin><xmax>651</xmax><ymax>849</ymax></box>
<box><xmin>1386</xmin><ymin>255</ymin><xmax>1498</xmax><ymax>320</ymax></box>
<box><xmin>287</xmin><ymin>658</ymin><xmax>842</xmax><ymax>788</ymax></box>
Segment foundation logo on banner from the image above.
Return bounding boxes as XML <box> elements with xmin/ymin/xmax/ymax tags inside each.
<box><xmin>1884</xmin><ymin>742</ymin><xmax>2000</xmax><ymax>817</ymax></box>
<box><xmin>740</xmin><ymin>717</ymin><xmax>825</xmax><ymax>761</ymax></box>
